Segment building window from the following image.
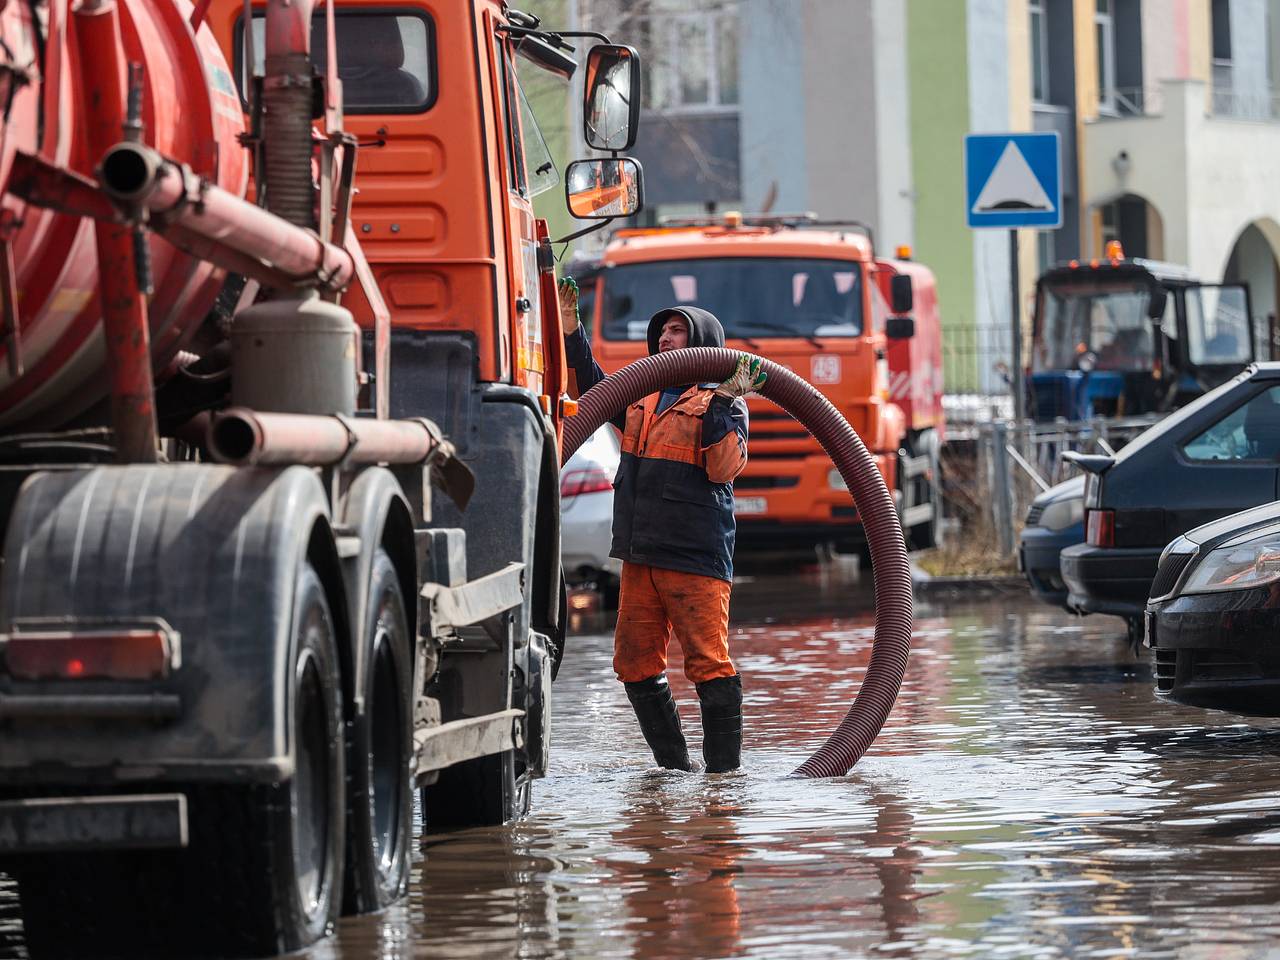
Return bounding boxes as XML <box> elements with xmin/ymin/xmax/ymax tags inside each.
<box><xmin>641</xmin><ymin>4</ymin><xmax>740</xmax><ymax>112</ymax></box>
<box><xmin>1095</xmin><ymin>0</ymin><xmax>1116</xmax><ymax>112</ymax></box>
<box><xmin>1212</xmin><ymin>0</ymin><xmax>1232</xmax><ymax>61</ymax></box>
<box><xmin>1030</xmin><ymin>0</ymin><xmax>1050</xmax><ymax>104</ymax></box>
<box><xmin>1037</xmin><ymin>230</ymin><xmax>1055</xmax><ymax>274</ymax></box>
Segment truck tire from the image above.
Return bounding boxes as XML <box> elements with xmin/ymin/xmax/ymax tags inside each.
<box><xmin>343</xmin><ymin>549</ymin><xmax>412</xmax><ymax>914</ymax></box>
<box><xmin>420</xmin><ymin>748</ymin><xmax>531</xmax><ymax>830</ymax></box>
<box><xmin>12</xmin><ymin>561</ymin><xmax>346</xmax><ymax>959</ymax></box>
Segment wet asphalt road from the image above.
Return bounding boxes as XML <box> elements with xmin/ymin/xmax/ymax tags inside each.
<box><xmin>11</xmin><ymin>560</ymin><xmax>1280</xmax><ymax>958</ymax></box>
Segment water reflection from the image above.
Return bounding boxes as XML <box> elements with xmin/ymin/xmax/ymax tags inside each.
<box><xmin>10</xmin><ymin>557</ymin><xmax>1280</xmax><ymax>958</ymax></box>
<box><xmin>320</xmin><ymin>562</ymin><xmax>1280</xmax><ymax>958</ymax></box>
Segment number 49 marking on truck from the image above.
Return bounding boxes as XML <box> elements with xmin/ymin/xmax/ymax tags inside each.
<box><xmin>811</xmin><ymin>355</ymin><xmax>841</xmax><ymax>385</ymax></box>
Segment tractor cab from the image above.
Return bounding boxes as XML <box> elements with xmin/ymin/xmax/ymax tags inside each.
<box><xmin>1029</xmin><ymin>243</ymin><xmax>1253</xmax><ymax>423</ymax></box>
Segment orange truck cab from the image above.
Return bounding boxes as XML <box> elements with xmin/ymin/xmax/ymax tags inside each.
<box><xmin>584</xmin><ymin>215</ymin><xmax>945</xmax><ymax>552</ymax></box>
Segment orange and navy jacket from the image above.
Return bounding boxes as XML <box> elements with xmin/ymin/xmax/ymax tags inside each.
<box><xmin>565</xmin><ymin>306</ymin><xmax>749</xmax><ymax>582</ymax></box>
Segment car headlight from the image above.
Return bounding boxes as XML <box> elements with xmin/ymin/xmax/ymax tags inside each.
<box><xmin>1181</xmin><ymin>529</ymin><xmax>1280</xmax><ymax>594</ymax></box>
<box><xmin>1037</xmin><ymin>497</ymin><xmax>1083</xmax><ymax>532</ymax></box>
<box><xmin>829</xmin><ymin>468</ymin><xmax>848</xmax><ymax>491</ymax></box>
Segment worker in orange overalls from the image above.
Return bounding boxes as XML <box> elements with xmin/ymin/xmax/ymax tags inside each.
<box><xmin>559</xmin><ymin>279</ymin><xmax>764</xmax><ymax>772</ymax></box>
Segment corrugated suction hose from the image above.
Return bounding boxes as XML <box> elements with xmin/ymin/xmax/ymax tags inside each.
<box><xmin>560</xmin><ymin>347</ymin><xmax>913</xmax><ymax>778</ymax></box>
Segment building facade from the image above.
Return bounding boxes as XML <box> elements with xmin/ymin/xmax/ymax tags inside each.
<box><xmin>572</xmin><ymin>0</ymin><xmax>1280</xmax><ymax>391</ymax></box>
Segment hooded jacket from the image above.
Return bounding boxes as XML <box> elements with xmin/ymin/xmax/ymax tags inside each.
<box><xmin>565</xmin><ymin>306</ymin><xmax>749</xmax><ymax>582</ymax></box>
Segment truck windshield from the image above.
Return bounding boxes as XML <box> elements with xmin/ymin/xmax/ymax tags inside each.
<box><xmin>1033</xmin><ymin>281</ymin><xmax>1155</xmax><ymax>373</ymax></box>
<box><xmin>599</xmin><ymin>257</ymin><xmax>863</xmax><ymax>342</ymax></box>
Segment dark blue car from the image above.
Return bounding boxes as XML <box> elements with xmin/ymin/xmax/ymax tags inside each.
<box><xmin>1019</xmin><ymin>476</ymin><xmax>1085</xmax><ymax>610</ymax></box>
<box><xmin>1061</xmin><ymin>363</ymin><xmax>1280</xmax><ymax>641</ymax></box>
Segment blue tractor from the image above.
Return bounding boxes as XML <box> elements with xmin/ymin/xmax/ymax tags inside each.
<box><xmin>1029</xmin><ymin>248</ymin><xmax>1256</xmax><ymax>423</ymax></box>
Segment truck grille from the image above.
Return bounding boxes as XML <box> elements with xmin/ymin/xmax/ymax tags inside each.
<box><xmin>735</xmin><ymin>476</ymin><xmax>800</xmax><ymax>490</ymax></box>
<box><xmin>1150</xmin><ymin>550</ymin><xmax>1195</xmax><ymax>600</ymax></box>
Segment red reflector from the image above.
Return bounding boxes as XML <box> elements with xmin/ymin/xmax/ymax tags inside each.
<box><xmin>5</xmin><ymin>631</ymin><xmax>174</xmax><ymax>680</ymax></box>
<box><xmin>1086</xmin><ymin>509</ymin><xmax>1115</xmax><ymax>548</ymax></box>
<box><xmin>560</xmin><ymin>467</ymin><xmax>613</xmax><ymax>499</ymax></box>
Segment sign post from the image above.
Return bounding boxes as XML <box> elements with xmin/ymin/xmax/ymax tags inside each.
<box><xmin>964</xmin><ymin>132</ymin><xmax>1062</xmax><ymax>427</ymax></box>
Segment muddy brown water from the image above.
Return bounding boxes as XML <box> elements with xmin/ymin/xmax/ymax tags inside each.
<box><xmin>10</xmin><ymin>562</ymin><xmax>1280</xmax><ymax>958</ymax></box>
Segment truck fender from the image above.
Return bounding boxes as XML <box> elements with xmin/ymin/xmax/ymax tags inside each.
<box><xmin>0</xmin><ymin>463</ymin><xmax>346</xmax><ymax>783</ymax></box>
<box><xmin>334</xmin><ymin>467</ymin><xmax>416</xmax><ymax>716</ymax></box>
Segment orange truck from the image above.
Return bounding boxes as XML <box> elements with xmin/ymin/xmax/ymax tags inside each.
<box><xmin>583</xmin><ymin>215</ymin><xmax>944</xmax><ymax>552</ymax></box>
<box><xmin>0</xmin><ymin>0</ymin><xmax>644</xmax><ymax>954</ymax></box>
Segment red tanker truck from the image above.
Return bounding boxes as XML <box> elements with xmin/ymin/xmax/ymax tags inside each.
<box><xmin>0</xmin><ymin>0</ymin><xmax>644</xmax><ymax>955</ymax></box>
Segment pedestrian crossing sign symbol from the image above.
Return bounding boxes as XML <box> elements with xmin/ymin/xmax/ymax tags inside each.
<box><xmin>964</xmin><ymin>132</ymin><xmax>1061</xmax><ymax>229</ymax></box>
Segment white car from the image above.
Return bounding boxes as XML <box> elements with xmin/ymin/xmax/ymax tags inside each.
<box><xmin>561</xmin><ymin>425</ymin><xmax>622</xmax><ymax>601</ymax></box>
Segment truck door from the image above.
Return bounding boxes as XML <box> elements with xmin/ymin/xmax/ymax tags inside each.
<box><xmin>1183</xmin><ymin>283</ymin><xmax>1254</xmax><ymax>390</ymax></box>
<box><xmin>491</xmin><ymin>34</ymin><xmax>562</xmax><ymax>397</ymax></box>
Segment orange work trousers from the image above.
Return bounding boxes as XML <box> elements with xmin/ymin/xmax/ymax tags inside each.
<box><xmin>613</xmin><ymin>562</ymin><xmax>735</xmax><ymax>684</ymax></box>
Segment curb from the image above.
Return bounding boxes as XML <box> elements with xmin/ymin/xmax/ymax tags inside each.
<box><xmin>910</xmin><ymin>562</ymin><xmax>1028</xmax><ymax>596</ymax></box>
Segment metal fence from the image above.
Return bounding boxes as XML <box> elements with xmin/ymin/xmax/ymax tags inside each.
<box><xmin>969</xmin><ymin>416</ymin><xmax>1159</xmax><ymax>556</ymax></box>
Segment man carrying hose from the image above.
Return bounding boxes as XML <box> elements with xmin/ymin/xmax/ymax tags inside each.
<box><xmin>558</xmin><ymin>277</ymin><xmax>765</xmax><ymax>773</ymax></box>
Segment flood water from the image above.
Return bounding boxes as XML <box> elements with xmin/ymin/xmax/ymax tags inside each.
<box><xmin>311</xmin><ymin>561</ymin><xmax>1280</xmax><ymax>960</ymax></box>
<box><xmin>7</xmin><ymin>562</ymin><xmax>1280</xmax><ymax>958</ymax></box>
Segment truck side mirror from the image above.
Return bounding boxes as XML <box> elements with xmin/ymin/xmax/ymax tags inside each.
<box><xmin>886</xmin><ymin>315</ymin><xmax>915</xmax><ymax>340</ymax></box>
<box><xmin>566</xmin><ymin>157</ymin><xmax>644</xmax><ymax>219</ymax></box>
<box><xmin>1148</xmin><ymin>285</ymin><xmax>1168</xmax><ymax>320</ymax></box>
<box><xmin>583</xmin><ymin>44</ymin><xmax>641</xmax><ymax>151</ymax></box>
<box><xmin>890</xmin><ymin>274</ymin><xmax>914</xmax><ymax>314</ymax></box>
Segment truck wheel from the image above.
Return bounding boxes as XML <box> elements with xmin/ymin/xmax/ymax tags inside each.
<box><xmin>420</xmin><ymin>738</ymin><xmax>531</xmax><ymax>829</ymax></box>
<box><xmin>266</xmin><ymin>560</ymin><xmax>347</xmax><ymax>950</ymax></box>
<box><xmin>343</xmin><ymin>549</ymin><xmax>412</xmax><ymax>914</ymax></box>
<box><xmin>12</xmin><ymin>562</ymin><xmax>346</xmax><ymax>959</ymax></box>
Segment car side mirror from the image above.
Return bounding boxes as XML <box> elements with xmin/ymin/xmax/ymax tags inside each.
<box><xmin>1148</xmin><ymin>285</ymin><xmax>1168</xmax><ymax>320</ymax></box>
<box><xmin>890</xmin><ymin>274</ymin><xmax>914</xmax><ymax>314</ymax></box>
<box><xmin>565</xmin><ymin>157</ymin><xmax>644</xmax><ymax>219</ymax></box>
<box><xmin>583</xmin><ymin>44</ymin><xmax>641</xmax><ymax>151</ymax></box>
<box><xmin>886</xmin><ymin>315</ymin><xmax>915</xmax><ymax>340</ymax></box>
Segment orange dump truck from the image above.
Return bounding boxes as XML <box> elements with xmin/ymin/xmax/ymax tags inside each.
<box><xmin>584</xmin><ymin>215</ymin><xmax>944</xmax><ymax>552</ymax></box>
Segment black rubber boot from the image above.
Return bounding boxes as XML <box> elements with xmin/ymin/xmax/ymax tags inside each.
<box><xmin>696</xmin><ymin>674</ymin><xmax>743</xmax><ymax>773</ymax></box>
<box><xmin>624</xmin><ymin>675</ymin><xmax>694</xmax><ymax>771</ymax></box>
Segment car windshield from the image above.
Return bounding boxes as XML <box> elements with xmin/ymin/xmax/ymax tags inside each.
<box><xmin>1110</xmin><ymin>367</ymin><xmax>1258</xmax><ymax>466</ymax></box>
<box><xmin>599</xmin><ymin>257</ymin><xmax>864</xmax><ymax>342</ymax></box>
<box><xmin>1034</xmin><ymin>280</ymin><xmax>1155</xmax><ymax>372</ymax></box>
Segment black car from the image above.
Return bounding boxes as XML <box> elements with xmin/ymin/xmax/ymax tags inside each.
<box><xmin>1146</xmin><ymin>500</ymin><xmax>1280</xmax><ymax>710</ymax></box>
<box><xmin>1019</xmin><ymin>475</ymin><xmax>1085</xmax><ymax>610</ymax></box>
<box><xmin>1060</xmin><ymin>363</ymin><xmax>1280</xmax><ymax>639</ymax></box>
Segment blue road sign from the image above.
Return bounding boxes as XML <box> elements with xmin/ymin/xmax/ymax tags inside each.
<box><xmin>964</xmin><ymin>132</ymin><xmax>1061</xmax><ymax>229</ymax></box>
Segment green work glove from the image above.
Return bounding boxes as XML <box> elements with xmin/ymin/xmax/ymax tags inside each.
<box><xmin>715</xmin><ymin>354</ymin><xmax>766</xmax><ymax>399</ymax></box>
<box><xmin>558</xmin><ymin>276</ymin><xmax>580</xmax><ymax>335</ymax></box>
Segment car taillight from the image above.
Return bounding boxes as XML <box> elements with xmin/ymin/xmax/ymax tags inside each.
<box><xmin>560</xmin><ymin>467</ymin><xmax>612</xmax><ymax>499</ymax></box>
<box><xmin>1086</xmin><ymin>509</ymin><xmax>1115</xmax><ymax>547</ymax></box>
<box><xmin>4</xmin><ymin>630</ymin><xmax>177</xmax><ymax>681</ymax></box>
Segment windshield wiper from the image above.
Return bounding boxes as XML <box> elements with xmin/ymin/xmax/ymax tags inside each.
<box><xmin>738</xmin><ymin>320</ymin><xmax>823</xmax><ymax>349</ymax></box>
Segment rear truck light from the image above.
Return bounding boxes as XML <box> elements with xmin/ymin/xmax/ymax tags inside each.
<box><xmin>1086</xmin><ymin>508</ymin><xmax>1115</xmax><ymax>548</ymax></box>
<box><xmin>560</xmin><ymin>467</ymin><xmax>612</xmax><ymax>498</ymax></box>
<box><xmin>2</xmin><ymin>627</ymin><xmax>180</xmax><ymax>681</ymax></box>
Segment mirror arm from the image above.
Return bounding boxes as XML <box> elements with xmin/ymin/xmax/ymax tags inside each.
<box><xmin>553</xmin><ymin>218</ymin><xmax>616</xmax><ymax>247</ymax></box>
<box><xmin>497</xmin><ymin>25</ymin><xmax>612</xmax><ymax>45</ymax></box>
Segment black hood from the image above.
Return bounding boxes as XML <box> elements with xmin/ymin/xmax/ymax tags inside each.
<box><xmin>647</xmin><ymin>306</ymin><xmax>725</xmax><ymax>355</ymax></box>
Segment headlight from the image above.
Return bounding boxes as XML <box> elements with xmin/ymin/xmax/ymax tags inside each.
<box><xmin>1181</xmin><ymin>529</ymin><xmax>1280</xmax><ymax>594</ymax></box>
<box><xmin>829</xmin><ymin>468</ymin><xmax>848</xmax><ymax>491</ymax></box>
<box><xmin>1037</xmin><ymin>497</ymin><xmax>1083</xmax><ymax>532</ymax></box>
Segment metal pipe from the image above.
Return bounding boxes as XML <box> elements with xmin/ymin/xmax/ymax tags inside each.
<box><xmin>207</xmin><ymin>407</ymin><xmax>450</xmax><ymax>467</ymax></box>
<box><xmin>263</xmin><ymin>0</ymin><xmax>317</xmax><ymax>229</ymax></box>
<box><xmin>100</xmin><ymin>142</ymin><xmax>354</xmax><ymax>292</ymax></box>
<box><xmin>74</xmin><ymin>0</ymin><xmax>159</xmax><ymax>463</ymax></box>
